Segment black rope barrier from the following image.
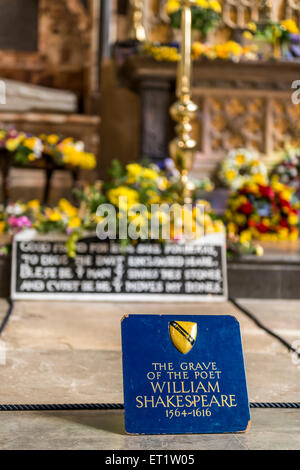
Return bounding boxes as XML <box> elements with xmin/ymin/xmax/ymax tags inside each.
<box><xmin>0</xmin><ymin>298</ymin><xmax>14</xmax><ymax>336</ymax></box>
<box><xmin>229</xmin><ymin>297</ymin><xmax>300</xmax><ymax>358</ymax></box>
<box><xmin>0</xmin><ymin>402</ymin><xmax>299</xmax><ymax>412</ymax></box>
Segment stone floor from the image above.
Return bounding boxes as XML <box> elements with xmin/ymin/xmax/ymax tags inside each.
<box><xmin>0</xmin><ymin>298</ymin><xmax>299</xmax><ymax>450</ymax></box>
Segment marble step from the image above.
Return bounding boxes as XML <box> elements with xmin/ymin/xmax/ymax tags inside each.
<box><xmin>0</xmin><ymin>78</ymin><xmax>77</xmax><ymax>113</ymax></box>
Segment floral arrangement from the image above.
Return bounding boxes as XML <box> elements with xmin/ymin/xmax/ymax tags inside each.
<box><xmin>89</xmin><ymin>160</ymin><xmax>224</xmax><ymax>244</ymax></box>
<box><xmin>192</xmin><ymin>41</ymin><xmax>258</xmax><ymax>62</ymax></box>
<box><xmin>218</xmin><ymin>148</ymin><xmax>268</xmax><ymax>190</ymax></box>
<box><xmin>0</xmin><ymin>160</ymin><xmax>225</xmax><ymax>257</ymax></box>
<box><xmin>226</xmin><ymin>233</ymin><xmax>264</xmax><ymax>259</ymax></box>
<box><xmin>224</xmin><ymin>180</ymin><xmax>299</xmax><ymax>244</ymax></box>
<box><xmin>143</xmin><ymin>40</ymin><xmax>257</xmax><ymax>63</ymax></box>
<box><xmin>244</xmin><ymin>19</ymin><xmax>299</xmax><ymax>44</ymax></box>
<box><xmin>40</xmin><ymin>134</ymin><xmax>96</xmax><ymax>170</ymax></box>
<box><xmin>0</xmin><ymin>198</ymin><xmax>86</xmax><ymax>258</ymax></box>
<box><xmin>142</xmin><ymin>43</ymin><xmax>180</xmax><ymax>62</ymax></box>
<box><xmin>270</xmin><ymin>147</ymin><xmax>300</xmax><ymax>200</ymax></box>
<box><xmin>0</xmin><ymin>129</ymin><xmax>96</xmax><ymax>170</ymax></box>
<box><xmin>243</xmin><ymin>19</ymin><xmax>300</xmax><ymax>58</ymax></box>
<box><xmin>0</xmin><ymin>129</ymin><xmax>43</xmax><ymax>165</ymax></box>
<box><xmin>166</xmin><ymin>0</ymin><xmax>221</xmax><ymax>36</ymax></box>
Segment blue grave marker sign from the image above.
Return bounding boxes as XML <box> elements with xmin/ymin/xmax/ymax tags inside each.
<box><xmin>121</xmin><ymin>314</ymin><xmax>250</xmax><ymax>434</ymax></box>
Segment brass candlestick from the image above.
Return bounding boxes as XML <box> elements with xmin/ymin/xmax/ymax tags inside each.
<box><xmin>129</xmin><ymin>0</ymin><xmax>146</xmax><ymax>42</ymax></box>
<box><xmin>169</xmin><ymin>0</ymin><xmax>198</xmax><ymax>204</ymax></box>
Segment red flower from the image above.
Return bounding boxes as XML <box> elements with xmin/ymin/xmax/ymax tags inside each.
<box><xmin>258</xmin><ymin>185</ymin><xmax>275</xmax><ymax>200</ymax></box>
<box><xmin>279</xmin><ymin>199</ymin><xmax>291</xmax><ymax>210</ymax></box>
<box><xmin>279</xmin><ymin>218</ymin><xmax>288</xmax><ymax>228</ymax></box>
<box><xmin>256</xmin><ymin>223</ymin><xmax>269</xmax><ymax>234</ymax></box>
<box><xmin>240</xmin><ymin>201</ymin><xmax>254</xmax><ymax>215</ymax></box>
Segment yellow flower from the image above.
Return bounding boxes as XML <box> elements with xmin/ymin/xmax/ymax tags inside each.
<box><xmin>126</xmin><ymin>163</ymin><xmax>143</xmax><ymax>180</ymax></box>
<box><xmin>240</xmin><ymin>230</ymin><xmax>252</xmax><ymax>245</ymax></box>
<box><xmin>213</xmin><ymin>220</ymin><xmax>225</xmax><ymax>233</ymax></box>
<box><xmin>166</xmin><ymin>0</ymin><xmax>180</xmax><ymax>16</ymax></box>
<box><xmin>235</xmin><ymin>153</ymin><xmax>246</xmax><ymax>165</ymax></box>
<box><xmin>47</xmin><ymin>134</ymin><xmax>60</xmax><ymax>146</ymax></box>
<box><xmin>225</xmin><ymin>169</ymin><xmax>237</xmax><ymax>181</ymax></box>
<box><xmin>107</xmin><ymin>186</ymin><xmax>139</xmax><ymax>208</ymax></box>
<box><xmin>247</xmin><ymin>22</ymin><xmax>257</xmax><ymax>32</ymax></box>
<box><xmin>243</xmin><ymin>31</ymin><xmax>254</xmax><ymax>40</ymax></box>
<box><xmin>68</xmin><ymin>217</ymin><xmax>81</xmax><ymax>229</ymax></box>
<box><xmin>142</xmin><ymin>168</ymin><xmax>159</xmax><ymax>181</ymax></box>
<box><xmin>271</xmin><ymin>180</ymin><xmax>285</xmax><ymax>192</ymax></box>
<box><xmin>280</xmin><ymin>189</ymin><xmax>293</xmax><ymax>202</ymax></box>
<box><xmin>228</xmin><ymin>222</ymin><xmax>237</xmax><ymax>235</ymax></box>
<box><xmin>196</xmin><ymin>0</ymin><xmax>209</xmax><ymax>8</ymax></box>
<box><xmin>262</xmin><ymin>218</ymin><xmax>271</xmax><ymax>228</ymax></box>
<box><xmin>147</xmin><ymin>190</ymin><xmax>161</xmax><ymax>204</ymax></box>
<box><xmin>0</xmin><ymin>221</ymin><xmax>6</xmax><ymax>234</ymax></box>
<box><xmin>6</xmin><ymin>136</ymin><xmax>24</xmax><ymax>152</ymax></box>
<box><xmin>235</xmin><ymin>213</ymin><xmax>247</xmax><ymax>225</ymax></box>
<box><xmin>277</xmin><ymin>228</ymin><xmax>289</xmax><ymax>240</ymax></box>
<box><xmin>48</xmin><ymin>210</ymin><xmax>62</xmax><ymax>222</ymax></box>
<box><xmin>290</xmin><ymin>228</ymin><xmax>299</xmax><ymax>241</ymax></box>
<box><xmin>226</xmin><ymin>41</ymin><xmax>243</xmax><ymax>57</ymax></box>
<box><xmin>192</xmin><ymin>42</ymin><xmax>207</xmax><ymax>59</ymax></box>
<box><xmin>24</xmin><ymin>137</ymin><xmax>39</xmax><ymax>151</ymax></box>
<box><xmin>27</xmin><ymin>200</ymin><xmax>40</xmax><ymax>211</ymax></box>
<box><xmin>61</xmin><ymin>143</ymin><xmax>96</xmax><ymax>170</ymax></box>
<box><xmin>288</xmin><ymin>213</ymin><xmax>298</xmax><ymax>226</ymax></box>
<box><xmin>281</xmin><ymin>19</ymin><xmax>299</xmax><ymax>34</ymax></box>
<box><xmin>58</xmin><ymin>199</ymin><xmax>78</xmax><ymax>218</ymax></box>
<box><xmin>208</xmin><ymin>0</ymin><xmax>221</xmax><ymax>13</ymax></box>
<box><xmin>252</xmin><ymin>173</ymin><xmax>267</xmax><ymax>185</ymax></box>
<box><xmin>246</xmin><ymin>183</ymin><xmax>259</xmax><ymax>194</ymax></box>
<box><xmin>28</xmin><ymin>153</ymin><xmax>36</xmax><ymax>161</ymax></box>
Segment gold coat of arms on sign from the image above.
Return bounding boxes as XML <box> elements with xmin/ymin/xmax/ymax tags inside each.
<box><xmin>169</xmin><ymin>321</ymin><xmax>197</xmax><ymax>354</ymax></box>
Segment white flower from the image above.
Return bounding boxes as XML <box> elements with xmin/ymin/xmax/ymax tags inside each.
<box><xmin>6</xmin><ymin>203</ymin><xmax>23</xmax><ymax>215</ymax></box>
<box><xmin>74</xmin><ymin>141</ymin><xmax>85</xmax><ymax>151</ymax></box>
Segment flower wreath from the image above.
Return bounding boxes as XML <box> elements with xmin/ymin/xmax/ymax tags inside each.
<box><xmin>218</xmin><ymin>148</ymin><xmax>268</xmax><ymax>190</ymax></box>
<box><xmin>224</xmin><ymin>180</ymin><xmax>299</xmax><ymax>243</ymax></box>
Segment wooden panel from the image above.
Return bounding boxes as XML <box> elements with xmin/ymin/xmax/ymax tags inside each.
<box><xmin>0</xmin><ymin>0</ymin><xmax>39</xmax><ymax>51</ymax></box>
<box><xmin>122</xmin><ymin>56</ymin><xmax>300</xmax><ymax>177</ymax></box>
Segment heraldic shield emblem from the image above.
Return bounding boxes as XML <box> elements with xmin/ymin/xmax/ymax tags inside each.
<box><xmin>169</xmin><ymin>321</ymin><xmax>197</xmax><ymax>354</ymax></box>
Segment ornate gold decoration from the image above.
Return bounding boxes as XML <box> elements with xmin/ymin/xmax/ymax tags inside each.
<box><xmin>169</xmin><ymin>0</ymin><xmax>198</xmax><ymax>203</ymax></box>
<box><xmin>129</xmin><ymin>0</ymin><xmax>147</xmax><ymax>42</ymax></box>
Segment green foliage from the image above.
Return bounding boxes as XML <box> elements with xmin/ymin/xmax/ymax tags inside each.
<box><xmin>169</xmin><ymin>6</ymin><xmax>220</xmax><ymax>36</ymax></box>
